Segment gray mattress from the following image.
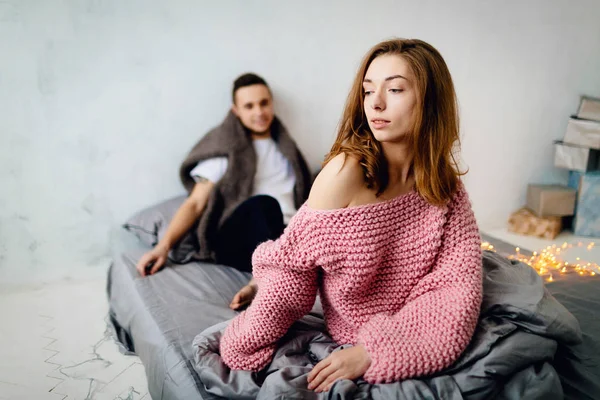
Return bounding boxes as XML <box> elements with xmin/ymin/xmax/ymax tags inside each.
<box><xmin>107</xmin><ymin>227</ymin><xmax>251</xmax><ymax>399</ymax></box>
<box><xmin>107</xmin><ymin>228</ymin><xmax>600</xmax><ymax>399</ymax></box>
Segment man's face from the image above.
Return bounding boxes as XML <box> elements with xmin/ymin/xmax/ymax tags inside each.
<box><xmin>232</xmin><ymin>84</ymin><xmax>274</xmax><ymax>135</ymax></box>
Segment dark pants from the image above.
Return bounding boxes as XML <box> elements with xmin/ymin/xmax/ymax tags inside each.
<box><xmin>214</xmin><ymin>195</ymin><xmax>285</xmax><ymax>273</ymax></box>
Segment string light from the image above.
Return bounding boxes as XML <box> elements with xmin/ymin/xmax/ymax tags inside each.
<box><xmin>481</xmin><ymin>241</ymin><xmax>598</xmax><ymax>279</ymax></box>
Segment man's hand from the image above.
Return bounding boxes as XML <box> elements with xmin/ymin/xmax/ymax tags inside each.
<box><xmin>229</xmin><ymin>279</ymin><xmax>258</xmax><ymax>310</ymax></box>
<box><xmin>134</xmin><ymin>180</ymin><xmax>213</xmax><ymax>278</ymax></box>
<box><xmin>136</xmin><ymin>245</ymin><xmax>169</xmax><ymax>277</ymax></box>
<box><xmin>307</xmin><ymin>345</ymin><xmax>371</xmax><ymax>393</ymax></box>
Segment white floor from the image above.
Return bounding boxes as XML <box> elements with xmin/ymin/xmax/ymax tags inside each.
<box><xmin>0</xmin><ymin>279</ymin><xmax>149</xmax><ymax>400</ymax></box>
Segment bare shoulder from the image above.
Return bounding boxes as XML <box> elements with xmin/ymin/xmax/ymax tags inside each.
<box><xmin>307</xmin><ymin>153</ymin><xmax>364</xmax><ymax>210</ymax></box>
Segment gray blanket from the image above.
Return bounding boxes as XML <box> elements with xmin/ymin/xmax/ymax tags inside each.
<box><xmin>192</xmin><ymin>251</ymin><xmax>582</xmax><ymax>400</ymax></box>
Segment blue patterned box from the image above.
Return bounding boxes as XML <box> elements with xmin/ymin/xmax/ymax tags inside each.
<box><xmin>568</xmin><ymin>171</ymin><xmax>600</xmax><ymax>237</ymax></box>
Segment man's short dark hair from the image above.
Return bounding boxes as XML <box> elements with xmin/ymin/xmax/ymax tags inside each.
<box><xmin>232</xmin><ymin>73</ymin><xmax>270</xmax><ymax>102</ymax></box>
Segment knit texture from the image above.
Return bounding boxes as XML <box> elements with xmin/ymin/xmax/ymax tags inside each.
<box><xmin>220</xmin><ymin>187</ymin><xmax>483</xmax><ymax>384</ymax></box>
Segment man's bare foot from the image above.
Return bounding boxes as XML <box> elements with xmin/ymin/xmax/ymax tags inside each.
<box><xmin>229</xmin><ymin>279</ymin><xmax>258</xmax><ymax>310</ymax></box>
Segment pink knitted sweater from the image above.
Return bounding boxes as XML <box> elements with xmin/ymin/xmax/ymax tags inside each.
<box><xmin>220</xmin><ymin>187</ymin><xmax>483</xmax><ymax>384</ymax></box>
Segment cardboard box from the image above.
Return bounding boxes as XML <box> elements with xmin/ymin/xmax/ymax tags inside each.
<box><xmin>554</xmin><ymin>141</ymin><xmax>600</xmax><ymax>172</ymax></box>
<box><xmin>568</xmin><ymin>171</ymin><xmax>600</xmax><ymax>237</ymax></box>
<box><xmin>526</xmin><ymin>184</ymin><xmax>576</xmax><ymax>217</ymax></box>
<box><xmin>577</xmin><ymin>96</ymin><xmax>600</xmax><ymax>122</ymax></box>
<box><xmin>563</xmin><ymin>117</ymin><xmax>600</xmax><ymax>149</ymax></box>
<box><xmin>508</xmin><ymin>208</ymin><xmax>562</xmax><ymax>240</ymax></box>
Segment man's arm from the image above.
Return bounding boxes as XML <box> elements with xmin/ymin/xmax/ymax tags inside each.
<box><xmin>136</xmin><ymin>178</ymin><xmax>214</xmax><ymax>276</ymax></box>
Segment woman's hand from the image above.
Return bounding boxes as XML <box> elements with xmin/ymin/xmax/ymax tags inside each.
<box><xmin>230</xmin><ymin>279</ymin><xmax>258</xmax><ymax>310</ymax></box>
<box><xmin>307</xmin><ymin>345</ymin><xmax>371</xmax><ymax>393</ymax></box>
<box><xmin>136</xmin><ymin>245</ymin><xmax>169</xmax><ymax>277</ymax></box>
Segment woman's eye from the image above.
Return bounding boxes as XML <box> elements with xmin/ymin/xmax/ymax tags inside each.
<box><xmin>389</xmin><ymin>89</ymin><xmax>404</xmax><ymax>93</ymax></box>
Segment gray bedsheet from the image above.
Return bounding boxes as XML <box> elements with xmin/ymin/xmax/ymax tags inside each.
<box><xmin>107</xmin><ymin>228</ymin><xmax>600</xmax><ymax>399</ymax></box>
<box><xmin>107</xmin><ymin>227</ymin><xmax>252</xmax><ymax>399</ymax></box>
<box><xmin>546</xmin><ymin>272</ymin><xmax>600</xmax><ymax>400</ymax></box>
<box><xmin>191</xmin><ymin>251</ymin><xmax>581</xmax><ymax>400</ymax></box>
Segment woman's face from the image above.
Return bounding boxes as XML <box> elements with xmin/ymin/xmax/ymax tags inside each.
<box><xmin>362</xmin><ymin>54</ymin><xmax>418</xmax><ymax>143</ymax></box>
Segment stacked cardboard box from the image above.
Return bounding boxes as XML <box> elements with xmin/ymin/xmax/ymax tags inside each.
<box><xmin>554</xmin><ymin>115</ymin><xmax>600</xmax><ymax>172</ymax></box>
<box><xmin>508</xmin><ymin>208</ymin><xmax>562</xmax><ymax>240</ymax></box>
<box><xmin>556</xmin><ymin>97</ymin><xmax>600</xmax><ymax>238</ymax></box>
<box><xmin>508</xmin><ymin>184</ymin><xmax>576</xmax><ymax>239</ymax></box>
<box><xmin>509</xmin><ymin>96</ymin><xmax>600</xmax><ymax>239</ymax></box>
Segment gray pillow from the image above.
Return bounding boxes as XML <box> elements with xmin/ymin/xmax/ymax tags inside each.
<box><xmin>123</xmin><ymin>195</ymin><xmax>187</xmax><ymax>247</ymax></box>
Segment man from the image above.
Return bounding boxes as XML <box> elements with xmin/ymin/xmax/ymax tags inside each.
<box><xmin>136</xmin><ymin>73</ymin><xmax>311</xmax><ymax>309</ymax></box>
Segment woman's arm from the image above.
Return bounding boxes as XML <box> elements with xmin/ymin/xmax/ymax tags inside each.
<box><xmin>356</xmin><ymin>188</ymin><xmax>483</xmax><ymax>383</ymax></box>
<box><xmin>220</xmin><ymin>250</ymin><xmax>320</xmax><ymax>370</ymax></box>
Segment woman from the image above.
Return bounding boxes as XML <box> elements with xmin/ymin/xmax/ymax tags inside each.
<box><xmin>220</xmin><ymin>39</ymin><xmax>483</xmax><ymax>393</ymax></box>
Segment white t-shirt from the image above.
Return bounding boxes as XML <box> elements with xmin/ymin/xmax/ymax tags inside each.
<box><xmin>190</xmin><ymin>137</ymin><xmax>297</xmax><ymax>224</ymax></box>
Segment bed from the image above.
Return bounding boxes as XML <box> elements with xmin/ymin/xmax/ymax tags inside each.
<box><xmin>107</xmin><ymin>209</ymin><xmax>600</xmax><ymax>399</ymax></box>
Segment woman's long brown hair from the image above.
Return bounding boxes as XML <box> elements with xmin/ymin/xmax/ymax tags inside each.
<box><xmin>324</xmin><ymin>38</ymin><xmax>464</xmax><ymax>206</ymax></box>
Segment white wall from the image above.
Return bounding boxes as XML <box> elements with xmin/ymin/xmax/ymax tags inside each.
<box><xmin>2</xmin><ymin>0</ymin><xmax>600</xmax><ymax>284</ymax></box>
